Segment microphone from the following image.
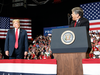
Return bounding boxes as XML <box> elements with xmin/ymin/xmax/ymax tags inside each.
<box><xmin>68</xmin><ymin>13</ymin><xmax>72</xmax><ymax>25</ymax></box>
<box><xmin>68</xmin><ymin>13</ymin><xmax>72</xmax><ymax>18</ymax></box>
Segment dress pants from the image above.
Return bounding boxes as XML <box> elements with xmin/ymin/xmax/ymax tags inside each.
<box><xmin>9</xmin><ymin>48</ymin><xmax>24</xmax><ymax>59</ymax></box>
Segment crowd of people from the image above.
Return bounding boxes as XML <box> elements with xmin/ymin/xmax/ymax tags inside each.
<box><xmin>89</xmin><ymin>31</ymin><xmax>100</xmax><ymax>59</ymax></box>
<box><xmin>26</xmin><ymin>30</ymin><xmax>100</xmax><ymax>59</ymax></box>
<box><xmin>25</xmin><ymin>35</ymin><xmax>54</xmax><ymax>60</ymax></box>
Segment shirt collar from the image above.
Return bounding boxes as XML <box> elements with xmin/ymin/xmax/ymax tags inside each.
<box><xmin>15</xmin><ymin>28</ymin><xmax>20</xmax><ymax>30</ymax></box>
<box><xmin>76</xmin><ymin>19</ymin><xmax>79</xmax><ymax>22</ymax></box>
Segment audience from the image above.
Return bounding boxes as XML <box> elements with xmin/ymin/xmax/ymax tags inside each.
<box><xmin>89</xmin><ymin>30</ymin><xmax>100</xmax><ymax>59</ymax></box>
<box><xmin>26</xmin><ymin>35</ymin><xmax>53</xmax><ymax>60</ymax></box>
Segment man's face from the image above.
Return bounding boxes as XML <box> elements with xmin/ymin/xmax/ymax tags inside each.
<box><xmin>71</xmin><ymin>12</ymin><xmax>78</xmax><ymax>21</ymax></box>
<box><xmin>13</xmin><ymin>21</ymin><xmax>20</xmax><ymax>29</ymax></box>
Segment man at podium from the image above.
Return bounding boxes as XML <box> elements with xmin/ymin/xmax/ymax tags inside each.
<box><xmin>69</xmin><ymin>7</ymin><xmax>89</xmax><ymax>32</ymax></box>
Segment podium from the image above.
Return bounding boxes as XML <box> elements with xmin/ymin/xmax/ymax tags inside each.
<box><xmin>51</xmin><ymin>26</ymin><xmax>91</xmax><ymax>75</ymax></box>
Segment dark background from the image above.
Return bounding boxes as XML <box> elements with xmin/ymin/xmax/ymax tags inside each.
<box><xmin>0</xmin><ymin>0</ymin><xmax>99</xmax><ymax>58</ymax></box>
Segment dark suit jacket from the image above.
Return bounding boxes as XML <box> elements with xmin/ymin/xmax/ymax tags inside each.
<box><xmin>4</xmin><ymin>28</ymin><xmax>28</xmax><ymax>57</ymax></box>
<box><xmin>69</xmin><ymin>18</ymin><xmax>89</xmax><ymax>32</ymax></box>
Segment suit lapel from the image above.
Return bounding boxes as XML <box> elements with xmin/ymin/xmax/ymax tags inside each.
<box><xmin>72</xmin><ymin>21</ymin><xmax>76</xmax><ymax>27</ymax></box>
<box><xmin>13</xmin><ymin>28</ymin><xmax>15</xmax><ymax>43</ymax></box>
<box><xmin>71</xmin><ymin>18</ymin><xmax>82</xmax><ymax>27</ymax></box>
<box><xmin>19</xmin><ymin>29</ymin><xmax>22</xmax><ymax>40</ymax></box>
<box><xmin>76</xmin><ymin>18</ymin><xmax>81</xmax><ymax>27</ymax></box>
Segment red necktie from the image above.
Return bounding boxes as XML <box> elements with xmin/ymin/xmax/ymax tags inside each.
<box><xmin>74</xmin><ymin>21</ymin><xmax>77</xmax><ymax>27</ymax></box>
<box><xmin>15</xmin><ymin>29</ymin><xmax>18</xmax><ymax>49</ymax></box>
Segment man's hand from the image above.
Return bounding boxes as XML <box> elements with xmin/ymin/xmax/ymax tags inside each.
<box><xmin>5</xmin><ymin>51</ymin><xmax>9</xmax><ymax>56</ymax></box>
<box><xmin>24</xmin><ymin>51</ymin><xmax>28</xmax><ymax>56</ymax></box>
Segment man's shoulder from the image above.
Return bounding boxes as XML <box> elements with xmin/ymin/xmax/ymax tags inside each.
<box><xmin>80</xmin><ymin>17</ymin><xmax>89</xmax><ymax>22</ymax></box>
<box><xmin>8</xmin><ymin>29</ymin><xmax>14</xmax><ymax>31</ymax></box>
<box><xmin>20</xmin><ymin>29</ymin><xmax>27</xmax><ymax>33</ymax></box>
<box><xmin>79</xmin><ymin>18</ymin><xmax>89</xmax><ymax>25</ymax></box>
<box><xmin>21</xmin><ymin>29</ymin><xmax>26</xmax><ymax>31</ymax></box>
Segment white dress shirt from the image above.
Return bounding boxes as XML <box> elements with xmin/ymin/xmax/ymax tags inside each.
<box><xmin>15</xmin><ymin>28</ymin><xmax>20</xmax><ymax>38</ymax></box>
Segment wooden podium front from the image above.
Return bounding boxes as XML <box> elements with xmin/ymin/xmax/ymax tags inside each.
<box><xmin>54</xmin><ymin>53</ymin><xmax>86</xmax><ymax>75</ymax></box>
<box><xmin>51</xmin><ymin>27</ymin><xmax>91</xmax><ymax>75</ymax></box>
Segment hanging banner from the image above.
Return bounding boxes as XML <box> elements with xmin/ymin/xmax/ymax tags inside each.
<box><xmin>0</xmin><ymin>59</ymin><xmax>57</xmax><ymax>75</ymax></box>
<box><xmin>43</xmin><ymin>25</ymin><xmax>68</xmax><ymax>36</ymax></box>
<box><xmin>82</xmin><ymin>59</ymin><xmax>100</xmax><ymax>75</ymax></box>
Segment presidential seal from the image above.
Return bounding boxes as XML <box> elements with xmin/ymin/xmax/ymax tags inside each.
<box><xmin>61</xmin><ymin>30</ymin><xmax>75</xmax><ymax>45</ymax></box>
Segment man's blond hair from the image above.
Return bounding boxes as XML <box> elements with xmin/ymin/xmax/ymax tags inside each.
<box><xmin>12</xmin><ymin>19</ymin><xmax>20</xmax><ymax>24</ymax></box>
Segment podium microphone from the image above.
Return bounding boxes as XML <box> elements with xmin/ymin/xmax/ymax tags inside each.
<box><xmin>68</xmin><ymin>13</ymin><xmax>72</xmax><ymax>18</ymax></box>
<box><xmin>68</xmin><ymin>13</ymin><xmax>72</xmax><ymax>25</ymax></box>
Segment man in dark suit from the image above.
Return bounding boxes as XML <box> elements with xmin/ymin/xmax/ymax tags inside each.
<box><xmin>69</xmin><ymin>7</ymin><xmax>89</xmax><ymax>32</ymax></box>
<box><xmin>4</xmin><ymin>19</ymin><xmax>28</xmax><ymax>59</ymax></box>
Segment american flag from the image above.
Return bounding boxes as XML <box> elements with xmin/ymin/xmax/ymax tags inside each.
<box><xmin>80</xmin><ymin>2</ymin><xmax>100</xmax><ymax>32</ymax></box>
<box><xmin>0</xmin><ymin>17</ymin><xmax>32</xmax><ymax>39</ymax></box>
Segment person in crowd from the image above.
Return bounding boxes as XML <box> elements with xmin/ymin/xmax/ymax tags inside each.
<box><xmin>28</xmin><ymin>50</ymin><xmax>32</xmax><ymax>59</ymax></box>
<box><xmin>50</xmin><ymin>51</ymin><xmax>54</xmax><ymax>59</ymax></box>
<box><xmin>42</xmin><ymin>53</ymin><xmax>47</xmax><ymax>59</ymax></box>
<box><xmin>92</xmin><ymin>42</ymin><xmax>99</xmax><ymax>58</ymax></box>
<box><xmin>0</xmin><ymin>52</ymin><xmax>2</xmax><ymax>59</ymax></box>
<box><xmin>4</xmin><ymin>19</ymin><xmax>28</xmax><ymax>59</ymax></box>
<box><xmin>45</xmin><ymin>49</ymin><xmax>50</xmax><ymax>57</ymax></box>
<box><xmin>98</xmin><ymin>46</ymin><xmax>100</xmax><ymax>59</ymax></box>
<box><xmin>69</xmin><ymin>7</ymin><xmax>89</xmax><ymax>32</ymax></box>
<box><xmin>31</xmin><ymin>52</ymin><xmax>36</xmax><ymax>59</ymax></box>
<box><xmin>39</xmin><ymin>52</ymin><xmax>44</xmax><ymax>59</ymax></box>
<box><xmin>89</xmin><ymin>49</ymin><xmax>93</xmax><ymax>59</ymax></box>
